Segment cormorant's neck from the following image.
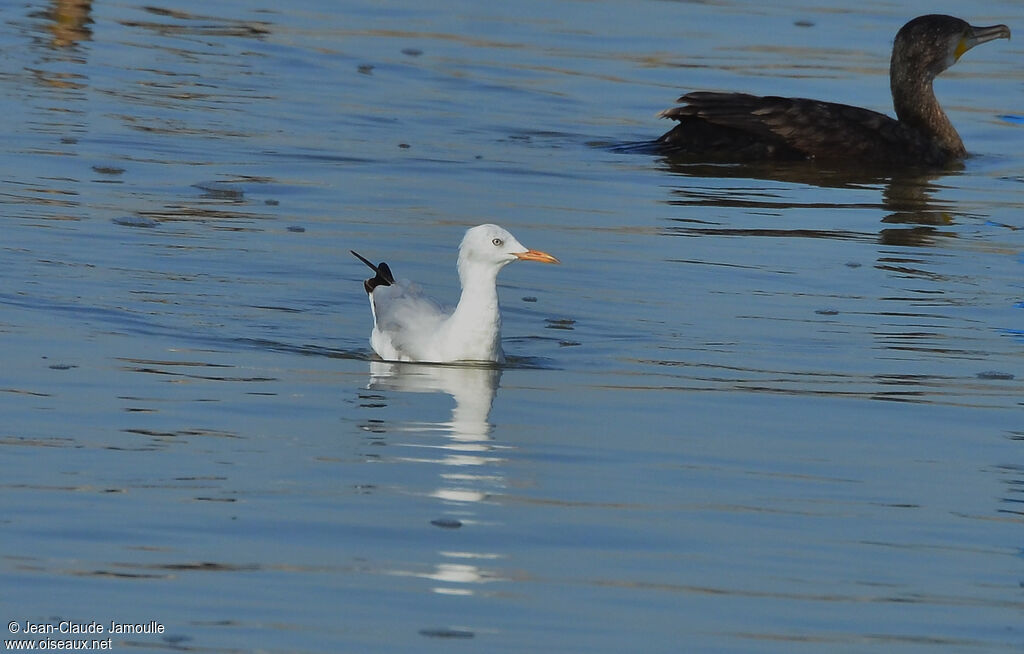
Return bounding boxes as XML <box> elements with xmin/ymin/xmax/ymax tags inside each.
<box><xmin>890</xmin><ymin>65</ymin><xmax>965</xmax><ymax>158</ymax></box>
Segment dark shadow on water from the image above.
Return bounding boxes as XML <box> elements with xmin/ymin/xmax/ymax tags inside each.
<box><xmin>118</xmin><ymin>5</ymin><xmax>271</xmax><ymax>39</ymax></box>
<box><xmin>232</xmin><ymin>338</ymin><xmax>368</xmax><ymax>361</ymax></box>
<box><xmin>0</xmin><ymin>292</ymin><xmax>561</xmax><ymax>369</ymax></box>
<box><xmin>636</xmin><ymin>152</ymin><xmax>962</xmax><ymax>247</ymax></box>
<box><xmin>236</xmin><ymin>338</ymin><xmax>559</xmax><ymax>370</ymax></box>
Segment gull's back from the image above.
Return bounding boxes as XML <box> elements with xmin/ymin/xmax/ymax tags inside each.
<box><xmin>369</xmin><ymin>280</ymin><xmax>452</xmax><ymax>362</ymax></box>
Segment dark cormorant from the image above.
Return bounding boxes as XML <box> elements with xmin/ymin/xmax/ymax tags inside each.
<box><xmin>655</xmin><ymin>15</ymin><xmax>1010</xmax><ymax>166</ymax></box>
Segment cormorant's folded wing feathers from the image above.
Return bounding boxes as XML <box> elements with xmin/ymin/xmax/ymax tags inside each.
<box><xmin>659</xmin><ymin>92</ymin><xmax>946</xmax><ymax>165</ymax></box>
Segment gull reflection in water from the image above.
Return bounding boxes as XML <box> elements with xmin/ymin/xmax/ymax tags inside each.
<box><xmin>368</xmin><ymin>360</ymin><xmax>502</xmax><ymax>444</ymax></box>
<box><xmin>369</xmin><ymin>360</ymin><xmax>504</xmax><ymax>501</ymax></box>
<box><xmin>368</xmin><ymin>361</ymin><xmax>509</xmax><ymax>596</ymax></box>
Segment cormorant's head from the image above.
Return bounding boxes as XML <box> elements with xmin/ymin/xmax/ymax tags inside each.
<box><xmin>892</xmin><ymin>14</ymin><xmax>1010</xmax><ymax>79</ymax></box>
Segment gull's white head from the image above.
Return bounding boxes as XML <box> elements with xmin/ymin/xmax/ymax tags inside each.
<box><xmin>458</xmin><ymin>224</ymin><xmax>559</xmax><ymax>277</ymax></box>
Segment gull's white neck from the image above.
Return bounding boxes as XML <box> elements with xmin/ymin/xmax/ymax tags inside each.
<box><xmin>440</xmin><ymin>257</ymin><xmax>505</xmax><ymax>362</ymax></box>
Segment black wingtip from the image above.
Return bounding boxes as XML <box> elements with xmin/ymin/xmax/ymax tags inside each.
<box><xmin>377</xmin><ymin>262</ymin><xmax>395</xmax><ymax>285</ymax></box>
<box><xmin>351</xmin><ymin>250</ymin><xmax>377</xmax><ymax>272</ymax></box>
<box><xmin>351</xmin><ymin>250</ymin><xmax>395</xmax><ymax>293</ymax></box>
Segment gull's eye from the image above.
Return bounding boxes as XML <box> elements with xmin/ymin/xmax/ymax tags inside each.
<box><xmin>492</xmin><ymin>238</ymin><xmax>503</xmax><ymax>247</ymax></box>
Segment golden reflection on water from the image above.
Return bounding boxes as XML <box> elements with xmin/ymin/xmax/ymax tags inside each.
<box><xmin>46</xmin><ymin>0</ymin><xmax>92</xmax><ymax>49</ymax></box>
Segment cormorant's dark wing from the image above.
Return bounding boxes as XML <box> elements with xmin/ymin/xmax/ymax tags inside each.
<box><xmin>658</xmin><ymin>92</ymin><xmax>946</xmax><ymax>165</ymax></box>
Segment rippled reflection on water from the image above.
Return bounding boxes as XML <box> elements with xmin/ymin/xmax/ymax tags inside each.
<box><xmin>2</xmin><ymin>0</ymin><xmax>1023</xmax><ymax>651</ymax></box>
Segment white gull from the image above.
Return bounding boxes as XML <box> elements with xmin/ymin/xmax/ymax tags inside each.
<box><xmin>352</xmin><ymin>224</ymin><xmax>559</xmax><ymax>363</ymax></box>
